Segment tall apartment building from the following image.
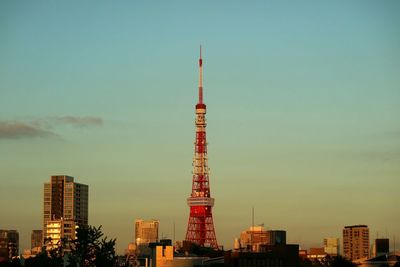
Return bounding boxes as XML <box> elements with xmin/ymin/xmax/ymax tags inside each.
<box><xmin>135</xmin><ymin>219</ymin><xmax>159</xmax><ymax>244</ymax></box>
<box><xmin>343</xmin><ymin>225</ymin><xmax>369</xmax><ymax>261</ymax></box>
<box><xmin>0</xmin><ymin>230</ymin><xmax>19</xmax><ymax>263</ymax></box>
<box><xmin>324</xmin><ymin>237</ymin><xmax>339</xmax><ymax>256</ymax></box>
<box><xmin>43</xmin><ymin>175</ymin><xmax>88</xmax><ymax>245</ymax></box>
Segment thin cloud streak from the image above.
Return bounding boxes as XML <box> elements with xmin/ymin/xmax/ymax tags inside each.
<box><xmin>55</xmin><ymin>116</ymin><xmax>103</xmax><ymax>127</ymax></box>
<box><xmin>0</xmin><ymin>121</ymin><xmax>58</xmax><ymax>139</ymax></box>
<box><xmin>0</xmin><ymin>116</ymin><xmax>103</xmax><ymax>139</ymax></box>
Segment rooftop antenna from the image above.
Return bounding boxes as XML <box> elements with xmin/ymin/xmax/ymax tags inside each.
<box><xmin>251</xmin><ymin>206</ymin><xmax>254</xmax><ymax>251</ymax></box>
<box><xmin>173</xmin><ymin>221</ymin><xmax>175</xmax><ymax>244</ymax></box>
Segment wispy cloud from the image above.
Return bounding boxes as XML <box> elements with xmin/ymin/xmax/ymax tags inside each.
<box><xmin>0</xmin><ymin>121</ymin><xmax>58</xmax><ymax>139</ymax></box>
<box><xmin>0</xmin><ymin>116</ymin><xmax>103</xmax><ymax>140</ymax></box>
<box><xmin>55</xmin><ymin>116</ymin><xmax>103</xmax><ymax>127</ymax></box>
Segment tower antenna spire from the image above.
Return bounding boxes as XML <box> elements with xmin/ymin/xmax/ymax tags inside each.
<box><xmin>198</xmin><ymin>45</ymin><xmax>203</xmax><ymax>104</ymax></box>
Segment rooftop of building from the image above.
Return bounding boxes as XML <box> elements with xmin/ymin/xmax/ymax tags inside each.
<box><xmin>344</xmin><ymin>225</ymin><xmax>368</xmax><ymax>228</ymax></box>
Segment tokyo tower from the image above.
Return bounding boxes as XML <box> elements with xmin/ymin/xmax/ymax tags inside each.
<box><xmin>185</xmin><ymin>47</ymin><xmax>218</xmax><ymax>249</ymax></box>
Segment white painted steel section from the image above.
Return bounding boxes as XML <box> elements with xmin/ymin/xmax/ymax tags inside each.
<box><xmin>187</xmin><ymin>197</ymin><xmax>215</xmax><ymax>207</ymax></box>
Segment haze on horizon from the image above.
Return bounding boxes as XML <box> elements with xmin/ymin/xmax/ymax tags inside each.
<box><xmin>0</xmin><ymin>1</ymin><xmax>399</xmax><ymax>254</ymax></box>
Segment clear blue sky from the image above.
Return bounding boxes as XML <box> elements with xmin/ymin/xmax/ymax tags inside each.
<box><xmin>0</xmin><ymin>0</ymin><xmax>399</xmax><ymax>254</ymax></box>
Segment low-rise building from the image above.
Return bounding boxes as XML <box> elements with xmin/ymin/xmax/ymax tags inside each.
<box><xmin>0</xmin><ymin>230</ymin><xmax>19</xmax><ymax>263</ymax></box>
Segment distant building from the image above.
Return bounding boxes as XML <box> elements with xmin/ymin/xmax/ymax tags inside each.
<box><xmin>239</xmin><ymin>227</ymin><xmax>286</xmax><ymax>251</ymax></box>
<box><xmin>267</xmin><ymin>230</ymin><xmax>286</xmax><ymax>245</ymax></box>
<box><xmin>44</xmin><ymin>219</ymin><xmax>77</xmax><ymax>251</ymax></box>
<box><xmin>0</xmin><ymin>230</ymin><xmax>19</xmax><ymax>263</ymax></box>
<box><xmin>299</xmin><ymin>249</ymin><xmax>308</xmax><ymax>260</ymax></box>
<box><xmin>324</xmin><ymin>237</ymin><xmax>340</xmax><ymax>256</ymax></box>
<box><xmin>239</xmin><ymin>226</ymin><xmax>268</xmax><ymax>251</ymax></box>
<box><xmin>149</xmin><ymin>241</ymin><xmax>174</xmax><ymax>267</ymax></box>
<box><xmin>373</xmin><ymin>238</ymin><xmax>389</xmax><ymax>257</ymax></box>
<box><xmin>43</xmin><ymin>175</ymin><xmax>88</xmax><ymax>244</ymax></box>
<box><xmin>135</xmin><ymin>219</ymin><xmax>159</xmax><ymax>245</ymax></box>
<box><xmin>343</xmin><ymin>225</ymin><xmax>369</xmax><ymax>261</ymax></box>
<box><xmin>31</xmin><ymin>230</ymin><xmax>42</xmax><ymax>255</ymax></box>
<box><xmin>307</xmin><ymin>247</ymin><xmax>326</xmax><ymax>261</ymax></box>
<box><xmin>224</xmin><ymin>245</ymin><xmax>299</xmax><ymax>267</ymax></box>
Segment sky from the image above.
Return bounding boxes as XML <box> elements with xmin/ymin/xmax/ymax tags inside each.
<box><xmin>0</xmin><ymin>0</ymin><xmax>399</xmax><ymax>254</ymax></box>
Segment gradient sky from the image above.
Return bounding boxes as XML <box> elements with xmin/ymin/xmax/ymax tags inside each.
<box><xmin>0</xmin><ymin>1</ymin><xmax>399</xmax><ymax>254</ymax></box>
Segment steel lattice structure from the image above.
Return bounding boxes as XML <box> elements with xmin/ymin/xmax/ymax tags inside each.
<box><xmin>185</xmin><ymin>47</ymin><xmax>218</xmax><ymax>249</ymax></box>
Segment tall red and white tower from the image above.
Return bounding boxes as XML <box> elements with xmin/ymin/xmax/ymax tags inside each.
<box><xmin>185</xmin><ymin>47</ymin><xmax>218</xmax><ymax>249</ymax></box>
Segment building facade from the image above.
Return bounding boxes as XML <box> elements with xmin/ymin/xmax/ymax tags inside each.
<box><xmin>373</xmin><ymin>238</ymin><xmax>389</xmax><ymax>257</ymax></box>
<box><xmin>343</xmin><ymin>225</ymin><xmax>369</xmax><ymax>261</ymax></box>
<box><xmin>268</xmin><ymin>230</ymin><xmax>286</xmax><ymax>245</ymax></box>
<box><xmin>43</xmin><ymin>175</ymin><xmax>88</xmax><ymax>246</ymax></box>
<box><xmin>0</xmin><ymin>230</ymin><xmax>19</xmax><ymax>263</ymax></box>
<box><xmin>44</xmin><ymin>219</ymin><xmax>77</xmax><ymax>251</ymax></box>
<box><xmin>324</xmin><ymin>237</ymin><xmax>340</xmax><ymax>256</ymax></box>
<box><xmin>135</xmin><ymin>219</ymin><xmax>159</xmax><ymax>244</ymax></box>
<box><xmin>240</xmin><ymin>226</ymin><xmax>268</xmax><ymax>251</ymax></box>
<box><xmin>31</xmin><ymin>230</ymin><xmax>43</xmax><ymax>254</ymax></box>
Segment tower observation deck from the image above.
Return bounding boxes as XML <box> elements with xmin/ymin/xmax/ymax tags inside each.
<box><xmin>185</xmin><ymin>47</ymin><xmax>218</xmax><ymax>249</ymax></box>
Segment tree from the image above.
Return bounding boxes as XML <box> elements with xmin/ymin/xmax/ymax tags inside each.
<box><xmin>298</xmin><ymin>255</ymin><xmax>356</xmax><ymax>267</ymax></box>
<box><xmin>24</xmin><ymin>245</ymin><xmax>64</xmax><ymax>267</ymax></box>
<box><xmin>67</xmin><ymin>225</ymin><xmax>116</xmax><ymax>267</ymax></box>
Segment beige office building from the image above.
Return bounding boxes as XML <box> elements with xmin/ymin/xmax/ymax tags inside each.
<box><xmin>343</xmin><ymin>225</ymin><xmax>369</xmax><ymax>261</ymax></box>
<box><xmin>324</xmin><ymin>237</ymin><xmax>339</xmax><ymax>256</ymax></box>
<box><xmin>135</xmin><ymin>219</ymin><xmax>159</xmax><ymax>244</ymax></box>
<box><xmin>43</xmin><ymin>175</ymin><xmax>88</xmax><ymax>245</ymax></box>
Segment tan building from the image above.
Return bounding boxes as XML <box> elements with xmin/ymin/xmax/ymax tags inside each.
<box><xmin>44</xmin><ymin>219</ymin><xmax>77</xmax><ymax>251</ymax></box>
<box><xmin>135</xmin><ymin>219</ymin><xmax>159</xmax><ymax>245</ymax></box>
<box><xmin>343</xmin><ymin>225</ymin><xmax>369</xmax><ymax>261</ymax></box>
<box><xmin>240</xmin><ymin>226</ymin><xmax>268</xmax><ymax>250</ymax></box>
<box><xmin>324</xmin><ymin>237</ymin><xmax>339</xmax><ymax>256</ymax></box>
<box><xmin>43</xmin><ymin>175</ymin><xmax>88</xmax><ymax>244</ymax></box>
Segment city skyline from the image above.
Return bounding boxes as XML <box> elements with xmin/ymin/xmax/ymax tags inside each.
<box><xmin>0</xmin><ymin>1</ymin><xmax>399</xmax><ymax>254</ymax></box>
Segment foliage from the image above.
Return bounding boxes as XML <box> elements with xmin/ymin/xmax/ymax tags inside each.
<box><xmin>24</xmin><ymin>225</ymin><xmax>116</xmax><ymax>267</ymax></box>
<box><xmin>299</xmin><ymin>255</ymin><xmax>356</xmax><ymax>267</ymax></box>
<box><xmin>24</xmin><ymin>245</ymin><xmax>64</xmax><ymax>267</ymax></box>
<box><xmin>67</xmin><ymin>225</ymin><xmax>116</xmax><ymax>267</ymax></box>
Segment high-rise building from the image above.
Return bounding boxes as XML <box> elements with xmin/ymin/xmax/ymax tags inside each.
<box><xmin>31</xmin><ymin>230</ymin><xmax>42</xmax><ymax>254</ymax></box>
<box><xmin>43</xmin><ymin>175</ymin><xmax>88</xmax><ymax>245</ymax></box>
<box><xmin>343</xmin><ymin>225</ymin><xmax>369</xmax><ymax>261</ymax></box>
<box><xmin>0</xmin><ymin>230</ymin><xmax>19</xmax><ymax>263</ymax></box>
<box><xmin>324</xmin><ymin>237</ymin><xmax>339</xmax><ymax>256</ymax></box>
<box><xmin>135</xmin><ymin>219</ymin><xmax>159</xmax><ymax>245</ymax></box>
<box><xmin>185</xmin><ymin>47</ymin><xmax>218</xmax><ymax>249</ymax></box>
